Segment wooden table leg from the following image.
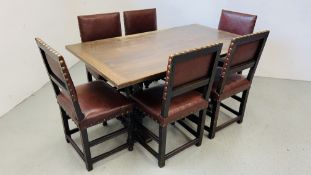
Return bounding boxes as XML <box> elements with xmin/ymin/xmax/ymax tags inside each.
<box><xmin>123</xmin><ymin>84</ymin><xmax>152</xmax><ymax>143</ymax></box>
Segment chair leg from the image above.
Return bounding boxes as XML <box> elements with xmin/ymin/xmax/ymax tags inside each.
<box><xmin>237</xmin><ymin>90</ymin><xmax>250</xmax><ymax>124</ymax></box>
<box><xmin>128</xmin><ymin>114</ymin><xmax>134</xmax><ymax>151</ymax></box>
<box><xmin>158</xmin><ymin>126</ymin><xmax>167</xmax><ymax>168</ymax></box>
<box><xmin>80</xmin><ymin>129</ymin><xmax>93</xmax><ymax>171</ymax></box>
<box><xmin>60</xmin><ymin>107</ymin><xmax>70</xmax><ymax>143</ymax></box>
<box><xmin>86</xmin><ymin>69</ymin><xmax>92</xmax><ymax>82</ymax></box>
<box><xmin>208</xmin><ymin>100</ymin><xmax>220</xmax><ymax>139</ymax></box>
<box><xmin>102</xmin><ymin>121</ymin><xmax>108</xmax><ymax>126</ymax></box>
<box><xmin>196</xmin><ymin>109</ymin><xmax>207</xmax><ymax>146</ymax></box>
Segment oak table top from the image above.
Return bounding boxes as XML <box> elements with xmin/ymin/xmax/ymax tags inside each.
<box><xmin>66</xmin><ymin>24</ymin><xmax>238</xmax><ymax>89</ymax></box>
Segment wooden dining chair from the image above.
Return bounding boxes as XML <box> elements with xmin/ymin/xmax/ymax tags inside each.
<box><xmin>202</xmin><ymin>31</ymin><xmax>270</xmax><ymax>139</ymax></box>
<box><xmin>218</xmin><ymin>9</ymin><xmax>257</xmax><ymax>35</ymax></box>
<box><xmin>123</xmin><ymin>8</ymin><xmax>157</xmax><ymax>36</ymax></box>
<box><xmin>35</xmin><ymin>38</ymin><xmax>134</xmax><ymax>171</ymax></box>
<box><xmin>131</xmin><ymin>43</ymin><xmax>222</xmax><ymax>167</ymax></box>
<box><xmin>78</xmin><ymin>12</ymin><xmax>122</xmax><ymax>82</ymax></box>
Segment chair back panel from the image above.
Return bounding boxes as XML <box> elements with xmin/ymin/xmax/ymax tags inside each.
<box><xmin>78</xmin><ymin>12</ymin><xmax>122</xmax><ymax>42</ymax></box>
<box><xmin>123</xmin><ymin>8</ymin><xmax>157</xmax><ymax>35</ymax></box>
<box><xmin>35</xmin><ymin>38</ymin><xmax>82</xmax><ymax>121</ymax></box>
<box><xmin>161</xmin><ymin>43</ymin><xmax>223</xmax><ymax>117</ymax></box>
<box><xmin>218</xmin><ymin>10</ymin><xmax>257</xmax><ymax>35</ymax></box>
<box><xmin>230</xmin><ymin>40</ymin><xmax>260</xmax><ymax>67</ymax></box>
<box><xmin>173</xmin><ymin>53</ymin><xmax>213</xmax><ymax>88</ymax></box>
<box><xmin>45</xmin><ymin>53</ymin><xmax>66</xmax><ymax>82</ymax></box>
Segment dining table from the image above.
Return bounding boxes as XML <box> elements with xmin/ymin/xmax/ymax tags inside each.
<box><xmin>66</xmin><ymin>24</ymin><xmax>238</xmax><ymax>142</ymax></box>
<box><xmin>66</xmin><ymin>24</ymin><xmax>238</xmax><ymax>91</ymax></box>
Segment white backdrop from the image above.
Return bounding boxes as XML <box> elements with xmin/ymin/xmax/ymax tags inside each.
<box><xmin>0</xmin><ymin>0</ymin><xmax>310</xmax><ymax>117</ymax></box>
<box><xmin>0</xmin><ymin>0</ymin><xmax>80</xmax><ymax>117</ymax></box>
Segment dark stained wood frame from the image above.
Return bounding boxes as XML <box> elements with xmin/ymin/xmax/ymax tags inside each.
<box><xmin>133</xmin><ymin>43</ymin><xmax>223</xmax><ymax>167</ymax></box>
<box><xmin>35</xmin><ymin>38</ymin><xmax>134</xmax><ymax>171</ymax></box>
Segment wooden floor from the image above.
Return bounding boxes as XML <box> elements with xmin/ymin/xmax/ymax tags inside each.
<box><xmin>0</xmin><ymin>62</ymin><xmax>310</xmax><ymax>175</ymax></box>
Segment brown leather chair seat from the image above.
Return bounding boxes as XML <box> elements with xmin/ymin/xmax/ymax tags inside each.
<box><xmin>211</xmin><ymin>68</ymin><xmax>251</xmax><ymax>101</ymax></box>
<box><xmin>57</xmin><ymin>81</ymin><xmax>133</xmax><ymax>129</ymax></box>
<box><xmin>131</xmin><ymin>86</ymin><xmax>209</xmax><ymax>126</ymax></box>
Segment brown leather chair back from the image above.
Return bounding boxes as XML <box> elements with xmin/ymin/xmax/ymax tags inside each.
<box><xmin>161</xmin><ymin>43</ymin><xmax>223</xmax><ymax>117</ymax></box>
<box><xmin>230</xmin><ymin>39</ymin><xmax>261</xmax><ymax>67</ymax></box>
<box><xmin>218</xmin><ymin>10</ymin><xmax>257</xmax><ymax>35</ymax></box>
<box><xmin>216</xmin><ymin>31</ymin><xmax>270</xmax><ymax>94</ymax></box>
<box><xmin>78</xmin><ymin>12</ymin><xmax>122</xmax><ymax>42</ymax></box>
<box><xmin>35</xmin><ymin>38</ymin><xmax>83</xmax><ymax>121</ymax></box>
<box><xmin>123</xmin><ymin>8</ymin><xmax>157</xmax><ymax>35</ymax></box>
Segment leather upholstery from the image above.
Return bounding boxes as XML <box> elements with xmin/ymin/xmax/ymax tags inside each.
<box><xmin>78</xmin><ymin>12</ymin><xmax>122</xmax><ymax>42</ymax></box>
<box><xmin>218</xmin><ymin>10</ymin><xmax>257</xmax><ymax>35</ymax></box>
<box><xmin>45</xmin><ymin>54</ymin><xmax>65</xmax><ymax>82</ymax></box>
<box><xmin>218</xmin><ymin>41</ymin><xmax>260</xmax><ymax>67</ymax></box>
<box><xmin>131</xmin><ymin>86</ymin><xmax>209</xmax><ymax>126</ymax></box>
<box><xmin>173</xmin><ymin>54</ymin><xmax>213</xmax><ymax>88</ymax></box>
<box><xmin>57</xmin><ymin>81</ymin><xmax>133</xmax><ymax>129</ymax></box>
<box><xmin>231</xmin><ymin>40</ymin><xmax>260</xmax><ymax>67</ymax></box>
<box><xmin>211</xmin><ymin>68</ymin><xmax>251</xmax><ymax>100</ymax></box>
<box><xmin>124</xmin><ymin>8</ymin><xmax>157</xmax><ymax>35</ymax></box>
